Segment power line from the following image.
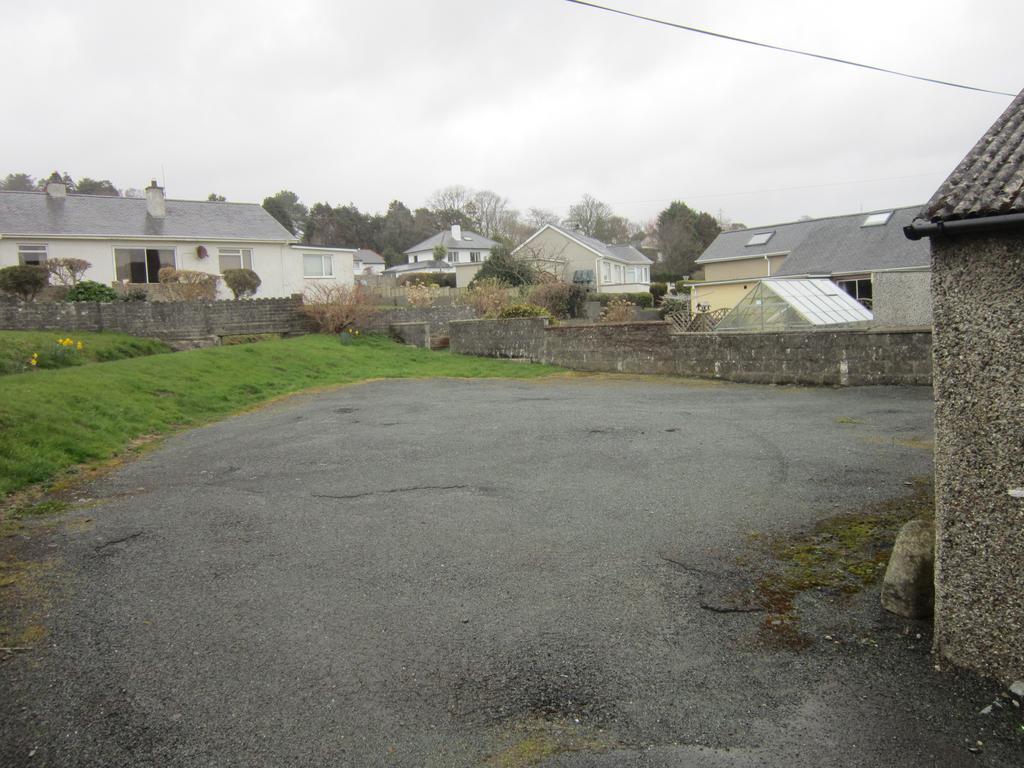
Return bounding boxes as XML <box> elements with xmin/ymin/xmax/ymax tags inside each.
<box><xmin>563</xmin><ymin>0</ymin><xmax>1016</xmax><ymax>98</ymax></box>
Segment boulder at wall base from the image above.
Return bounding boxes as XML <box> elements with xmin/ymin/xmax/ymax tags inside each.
<box><xmin>881</xmin><ymin>519</ymin><xmax>935</xmax><ymax>619</ymax></box>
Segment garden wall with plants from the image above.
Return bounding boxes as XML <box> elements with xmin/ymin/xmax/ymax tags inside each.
<box><xmin>0</xmin><ymin>297</ymin><xmax>309</xmax><ymax>341</ymax></box>
<box><xmin>449</xmin><ymin>317</ymin><xmax>933</xmax><ymax>386</ymax></box>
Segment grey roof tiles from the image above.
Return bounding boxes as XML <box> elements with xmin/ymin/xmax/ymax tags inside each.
<box><xmin>920</xmin><ymin>88</ymin><xmax>1024</xmax><ymax>222</ymax></box>
<box><xmin>547</xmin><ymin>224</ymin><xmax>652</xmax><ymax>265</ymax></box>
<box><xmin>0</xmin><ymin>191</ymin><xmax>295</xmax><ymax>241</ymax></box>
<box><xmin>404</xmin><ymin>230</ymin><xmax>497</xmax><ymax>253</ymax></box>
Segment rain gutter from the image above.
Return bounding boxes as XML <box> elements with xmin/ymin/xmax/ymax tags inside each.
<box><xmin>903</xmin><ymin>212</ymin><xmax>1024</xmax><ymax>240</ymax></box>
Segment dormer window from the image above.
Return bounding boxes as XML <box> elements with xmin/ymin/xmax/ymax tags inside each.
<box><xmin>862</xmin><ymin>211</ymin><xmax>893</xmax><ymax>227</ymax></box>
<box><xmin>746</xmin><ymin>231</ymin><xmax>774</xmax><ymax>247</ymax></box>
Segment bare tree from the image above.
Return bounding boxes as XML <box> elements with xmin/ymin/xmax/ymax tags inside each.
<box><xmin>515</xmin><ymin>240</ymin><xmax>570</xmax><ymax>281</ymax></box>
<box><xmin>426</xmin><ymin>185</ymin><xmax>477</xmax><ymax>227</ymax></box>
<box><xmin>564</xmin><ymin>194</ymin><xmax>614</xmax><ymax>237</ymax></box>
<box><xmin>526</xmin><ymin>207</ymin><xmax>561</xmax><ymax>229</ymax></box>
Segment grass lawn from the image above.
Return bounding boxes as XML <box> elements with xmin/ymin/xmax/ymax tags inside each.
<box><xmin>0</xmin><ymin>333</ymin><xmax>559</xmax><ymax>498</ymax></box>
<box><xmin>0</xmin><ymin>330</ymin><xmax>171</xmax><ymax>375</ymax></box>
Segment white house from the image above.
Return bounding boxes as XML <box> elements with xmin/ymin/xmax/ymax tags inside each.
<box><xmin>512</xmin><ymin>224</ymin><xmax>652</xmax><ymax>293</ymax></box>
<box><xmin>0</xmin><ymin>178</ymin><xmax>354</xmax><ymax>298</ymax></box>
<box><xmin>353</xmin><ymin>249</ymin><xmax>385</xmax><ymax>276</ymax></box>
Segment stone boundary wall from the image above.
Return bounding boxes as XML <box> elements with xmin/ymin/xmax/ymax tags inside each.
<box><xmin>358</xmin><ymin>305</ymin><xmax>477</xmax><ymax>336</ymax></box>
<box><xmin>449</xmin><ymin>318</ymin><xmax>932</xmax><ymax>386</ymax></box>
<box><xmin>0</xmin><ymin>297</ymin><xmax>309</xmax><ymax>340</ymax></box>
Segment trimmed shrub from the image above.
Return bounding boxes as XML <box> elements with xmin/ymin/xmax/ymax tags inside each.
<box><xmin>0</xmin><ymin>265</ymin><xmax>49</xmax><ymax>301</ymax></box>
<box><xmin>46</xmin><ymin>258</ymin><xmax>91</xmax><ymax>287</ymax></box>
<box><xmin>600</xmin><ymin>298</ymin><xmax>637</xmax><ymax>323</ymax></box>
<box><xmin>222</xmin><ymin>268</ymin><xmax>262</xmax><ymax>299</ymax></box>
<box><xmin>158</xmin><ymin>268</ymin><xmax>219</xmax><ymax>301</ymax></box>
<box><xmin>66</xmin><ymin>280</ymin><xmax>118</xmax><ymax>303</ymax></box>
<box><xmin>649</xmin><ymin>282</ymin><xmax>668</xmax><ymax>303</ymax></box>
<box><xmin>495</xmin><ymin>303</ymin><xmax>551</xmax><ymax>320</ymax></box>
<box><xmin>592</xmin><ymin>291</ymin><xmax>653</xmax><ymax>308</ymax></box>
<box><xmin>527</xmin><ymin>281</ymin><xmax>588</xmax><ymax>319</ymax></box>
<box><xmin>300</xmin><ymin>283</ymin><xmax>378</xmax><ymax>333</ymax></box>
<box><xmin>397</xmin><ymin>272</ymin><xmax>456</xmax><ymax>287</ymax></box>
<box><xmin>658</xmin><ymin>297</ymin><xmax>689</xmax><ymax>319</ymax></box>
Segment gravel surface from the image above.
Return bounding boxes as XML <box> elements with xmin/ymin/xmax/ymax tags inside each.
<box><xmin>2</xmin><ymin>376</ymin><xmax>1020</xmax><ymax>767</ymax></box>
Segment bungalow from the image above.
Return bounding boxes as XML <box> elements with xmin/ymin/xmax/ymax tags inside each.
<box><xmin>400</xmin><ymin>224</ymin><xmax>497</xmax><ymax>288</ymax></box>
<box><xmin>0</xmin><ymin>178</ymin><xmax>355</xmax><ymax>298</ymax></box>
<box><xmin>690</xmin><ymin>206</ymin><xmax>930</xmax><ymax>324</ymax></box>
<box><xmin>512</xmin><ymin>223</ymin><xmax>652</xmax><ymax>293</ymax></box>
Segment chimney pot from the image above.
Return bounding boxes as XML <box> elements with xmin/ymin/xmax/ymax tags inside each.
<box><xmin>145</xmin><ymin>180</ymin><xmax>166</xmax><ymax>218</ymax></box>
<box><xmin>45</xmin><ymin>171</ymin><xmax>67</xmax><ymax>199</ymax></box>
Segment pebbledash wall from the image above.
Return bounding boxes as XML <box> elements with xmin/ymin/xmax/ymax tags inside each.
<box><xmin>930</xmin><ymin>233</ymin><xmax>1024</xmax><ymax>684</ymax></box>
<box><xmin>449</xmin><ymin>318</ymin><xmax>932</xmax><ymax>386</ymax></box>
<box><xmin>0</xmin><ymin>297</ymin><xmax>309</xmax><ymax>341</ymax></box>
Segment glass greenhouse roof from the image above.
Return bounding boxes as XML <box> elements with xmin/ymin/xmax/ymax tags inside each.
<box><xmin>716</xmin><ymin>278</ymin><xmax>873</xmax><ymax>332</ymax></box>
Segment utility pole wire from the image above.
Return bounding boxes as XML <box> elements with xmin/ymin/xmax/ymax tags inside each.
<box><xmin>563</xmin><ymin>0</ymin><xmax>1016</xmax><ymax>98</ymax></box>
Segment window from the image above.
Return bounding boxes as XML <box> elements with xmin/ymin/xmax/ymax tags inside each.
<box><xmin>303</xmin><ymin>253</ymin><xmax>334</xmax><ymax>278</ymax></box>
<box><xmin>18</xmin><ymin>243</ymin><xmax>47</xmax><ymax>266</ymax></box>
<box><xmin>470</xmin><ymin>251</ymin><xmax>482</xmax><ymax>263</ymax></box>
<box><xmin>218</xmin><ymin>247</ymin><xmax>253</xmax><ymax>272</ymax></box>
<box><xmin>114</xmin><ymin>247</ymin><xmax>174</xmax><ymax>283</ymax></box>
<box><xmin>447</xmin><ymin>250</ymin><xmax>459</xmax><ymax>263</ymax></box>
<box><xmin>601</xmin><ymin>261</ymin><xmax>611</xmax><ymax>283</ymax></box>
<box><xmin>837</xmin><ymin>277</ymin><xmax>873</xmax><ymax>309</ymax></box>
<box><xmin>862</xmin><ymin>211</ymin><xmax>893</xmax><ymax>227</ymax></box>
<box><xmin>746</xmin><ymin>232</ymin><xmax>774</xmax><ymax>247</ymax></box>
<box><xmin>626</xmin><ymin>267</ymin><xmax>637</xmax><ymax>283</ymax></box>
<box><xmin>614</xmin><ymin>264</ymin><xmax>623</xmax><ymax>282</ymax></box>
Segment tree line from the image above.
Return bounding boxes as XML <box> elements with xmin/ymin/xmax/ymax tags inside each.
<box><xmin>1</xmin><ymin>171</ymin><xmax>736</xmax><ymax>278</ymax></box>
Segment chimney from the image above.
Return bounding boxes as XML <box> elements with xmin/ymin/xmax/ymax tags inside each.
<box><xmin>45</xmin><ymin>171</ymin><xmax>66</xmax><ymax>199</ymax></box>
<box><xmin>145</xmin><ymin>179</ymin><xmax>166</xmax><ymax>218</ymax></box>
<box><xmin>450</xmin><ymin>223</ymin><xmax>462</xmax><ymax>241</ymax></box>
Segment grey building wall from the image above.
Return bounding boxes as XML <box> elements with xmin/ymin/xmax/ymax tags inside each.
<box><xmin>449</xmin><ymin>318</ymin><xmax>932</xmax><ymax>387</ymax></box>
<box><xmin>931</xmin><ymin>232</ymin><xmax>1024</xmax><ymax>684</ymax></box>
<box><xmin>872</xmin><ymin>270</ymin><xmax>933</xmax><ymax>327</ymax></box>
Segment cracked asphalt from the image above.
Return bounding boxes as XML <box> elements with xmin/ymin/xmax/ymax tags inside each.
<box><xmin>3</xmin><ymin>376</ymin><xmax>1021</xmax><ymax>766</ymax></box>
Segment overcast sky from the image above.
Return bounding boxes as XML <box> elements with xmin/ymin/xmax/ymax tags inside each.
<box><xmin>2</xmin><ymin>0</ymin><xmax>1019</xmax><ymax>228</ymax></box>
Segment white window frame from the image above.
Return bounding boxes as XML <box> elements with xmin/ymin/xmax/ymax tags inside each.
<box><xmin>17</xmin><ymin>243</ymin><xmax>48</xmax><ymax>266</ymax></box>
<box><xmin>218</xmin><ymin>247</ymin><xmax>253</xmax><ymax>273</ymax></box>
<box><xmin>447</xmin><ymin>250</ymin><xmax>459</xmax><ymax>263</ymax></box>
<box><xmin>112</xmin><ymin>246</ymin><xmax>176</xmax><ymax>284</ymax></box>
<box><xmin>470</xmin><ymin>251</ymin><xmax>481</xmax><ymax>263</ymax></box>
<box><xmin>303</xmin><ymin>253</ymin><xmax>334</xmax><ymax>278</ymax></box>
<box><xmin>601</xmin><ymin>261</ymin><xmax>611</xmax><ymax>284</ymax></box>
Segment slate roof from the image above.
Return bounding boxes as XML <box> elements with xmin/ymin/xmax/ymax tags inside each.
<box><xmin>354</xmin><ymin>249</ymin><xmax>385</xmax><ymax>265</ymax></box>
<box><xmin>697</xmin><ymin>207</ymin><xmax>929</xmax><ymax>275</ymax></box>
<box><xmin>404</xmin><ymin>229</ymin><xmax>496</xmax><ymax>254</ymax></box>
<box><xmin>547</xmin><ymin>224</ymin><xmax>652</xmax><ymax>265</ymax></box>
<box><xmin>0</xmin><ymin>191</ymin><xmax>295</xmax><ymax>241</ymax></box>
<box><xmin>920</xmin><ymin>88</ymin><xmax>1024</xmax><ymax>222</ymax></box>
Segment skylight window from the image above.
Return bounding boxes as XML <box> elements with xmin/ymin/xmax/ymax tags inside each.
<box><xmin>746</xmin><ymin>231</ymin><xmax>774</xmax><ymax>247</ymax></box>
<box><xmin>862</xmin><ymin>211</ymin><xmax>893</xmax><ymax>227</ymax></box>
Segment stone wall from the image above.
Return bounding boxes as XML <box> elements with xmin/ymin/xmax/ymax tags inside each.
<box><xmin>449</xmin><ymin>318</ymin><xmax>932</xmax><ymax>386</ymax></box>
<box><xmin>358</xmin><ymin>305</ymin><xmax>477</xmax><ymax>336</ymax></box>
<box><xmin>930</xmin><ymin>232</ymin><xmax>1024</xmax><ymax>684</ymax></box>
<box><xmin>0</xmin><ymin>297</ymin><xmax>309</xmax><ymax>340</ymax></box>
<box><xmin>873</xmin><ymin>270</ymin><xmax>933</xmax><ymax>328</ymax></box>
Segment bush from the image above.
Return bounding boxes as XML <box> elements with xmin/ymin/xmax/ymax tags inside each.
<box><xmin>118</xmin><ymin>286</ymin><xmax>149</xmax><ymax>301</ymax></box>
<box><xmin>300</xmin><ymin>283</ymin><xmax>378</xmax><ymax>334</ymax></box>
<box><xmin>397</xmin><ymin>272</ymin><xmax>455</xmax><ymax>287</ymax></box>
<box><xmin>0</xmin><ymin>265</ymin><xmax>49</xmax><ymax>301</ymax></box>
<box><xmin>158</xmin><ymin>268</ymin><xmax>219</xmax><ymax>301</ymax></box>
<box><xmin>46</xmin><ymin>258</ymin><xmax>91</xmax><ymax>287</ymax></box>
<box><xmin>461</xmin><ymin>277</ymin><xmax>512</xmax><ymax>317</ymax></box>
<box><xmin>675</xmin><ymin>280</ymin><xmax>688</xmax><ymax>294</ymax></box>
<box><xmin>600</xmin><ymin>298</ymin><xmax>637</xmax><ymax>323</ymax></box>
<box><xmin>527</xmin><ymin>282</ymin><xmax>588</xmax><ymax>319</ymax></box>
<box><xmin>222</xmin><ymin>268</ymin><xmax>262</xmax><ymax>299</ymax></box>
<box><xmin>592</xmin><ymin>291</ymin><xmax>653</xmax><ymax>308</ymax></box>
<box><xmin>469</xmin><ymin>245</ymin><xmax>540</xmax><ymax>287</ymax></box>
<box><xmin>658</xmin><ymin>297</ymin><xmax>690</xmax><ymax>319</ymax></box>
<box><xmin>66</xmin><ymin>280</ymin><xmax>118</xmax><ymax>303</ymax></box>
<box><xmin>495</xmin><ymin>303</ymin><xmax>551</xmax><ymax>320</ymax></box>
<box><xmin>405</xmin><ymin>281</ymin><xmax>440</xmax><ymax>308</ymax></box>
<box><xmin>649</xmin><ymin>282</ymin><xmax>668</xmax><ymax>303</ymax></box>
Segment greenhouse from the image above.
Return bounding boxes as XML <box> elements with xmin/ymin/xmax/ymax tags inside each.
<box><xmin>715</xmin><ymin>278</ymin><xmax>873</xmax><ymax>332</ymax></box>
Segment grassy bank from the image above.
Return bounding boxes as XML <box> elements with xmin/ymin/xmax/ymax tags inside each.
<box><xmin>0</xmin><ymin>334</ymin><xmax>558</xmax><ymax>497</ymax></box>
<box><xmin>0</xmin><ymin>330</ymin><xmax>171</xmax><ymax>375</ymax></box>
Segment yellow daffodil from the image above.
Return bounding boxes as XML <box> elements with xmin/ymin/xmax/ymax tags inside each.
<box><xmin>29</xmin><ymin>357</ymin><xmax>37</xmax><ymax>366</ymax></box>
<box><xmin>76</xmin><ymin>341</ymin><xmax>84</xmax><ymax>350</ymax></box>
